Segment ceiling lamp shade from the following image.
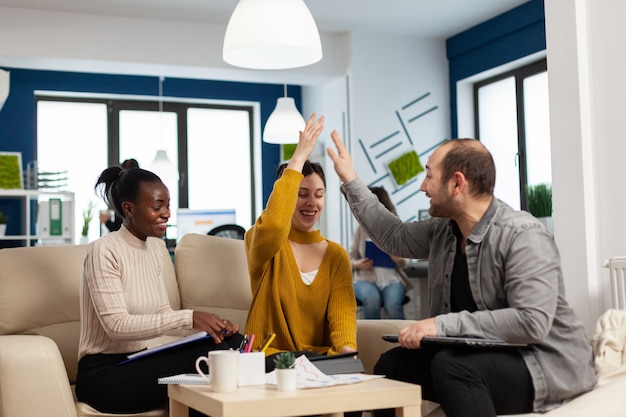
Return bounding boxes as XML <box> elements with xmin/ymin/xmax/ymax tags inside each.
<box><xmin>263</xmin><ymin>97</ymin><xmax>305</xmax><ymax>144</ymax></box>
<box><xmin>150</xmin><ymin>150</ymin><xmax>179</xmax><ymax>181</ymax></box>
<box><xmin>223</xmin><ymin>0</ymin><xmax>322</xmax><ymax>70</ymax></box>
<box><xmin>148</xmin><ymin>77</ymin><xmax>179</xmax><ymax>181</ymax></box>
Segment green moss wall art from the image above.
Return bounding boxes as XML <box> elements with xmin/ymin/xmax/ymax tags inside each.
<box><xmin>0</xmin><ymin>152</ymin><xmax>23</xmax><ymax>189</ymax></box>
<box><xmin>387</xmin><ymin>150</ymin><xmax>424</xmax><ymax>187</ymax></box>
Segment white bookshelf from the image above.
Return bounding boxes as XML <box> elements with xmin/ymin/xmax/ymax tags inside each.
<box><xmin>0</xmin><ymin>189</ymin><xmax>75</xmax><ymax>246</ymax></box>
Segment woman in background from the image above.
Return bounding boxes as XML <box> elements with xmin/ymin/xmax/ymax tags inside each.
<box><xmin>244</xmin><ymin>113</ymin><xmax>357</xmax><ymax>370</ymax></box>
<box><xmin>76</xmin><ymin>166</ymin><xmax>242</xmax><ymax>413</ymax></box>
<box><xmin>350</xmin><ymin>186</ymin><xmax>410</xmax><ymax>319</ymax></box>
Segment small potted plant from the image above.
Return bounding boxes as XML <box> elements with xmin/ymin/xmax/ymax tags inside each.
<box><xmin>80</xmin><ymin>201</ymin><xmax>96</xmax><ymax>244</ymax></box>
<box><xmin>525</xmin><ymin>183</ymin><xmax>553</xmax><ymax>234</ymax></box>
<box><xmin>273</xmin><ymin>352</ymin><xmax>297</xmax><ymax>391</ymax></box>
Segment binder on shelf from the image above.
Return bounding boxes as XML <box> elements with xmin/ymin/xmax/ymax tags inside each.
<box><xmin>38</xmin><ymin>200</ymin><xmax>72</xmax><ymax>238</ymax></box>
<box><xmin>49</xmin><ymin>198</ymin><xmax>62</xmax><ymax>236</ymax></box>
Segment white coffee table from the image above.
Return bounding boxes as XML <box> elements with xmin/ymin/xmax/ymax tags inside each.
<box><xmin>168</xmin><ymin>377</ymin><xmax>421</xmax><ymax>417</ymax></box>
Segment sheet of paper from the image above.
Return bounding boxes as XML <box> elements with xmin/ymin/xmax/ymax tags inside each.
<box><xmin>265</xmin><ymin>355</ymin><xmax>383</xmax><ymax>389</ymax></box>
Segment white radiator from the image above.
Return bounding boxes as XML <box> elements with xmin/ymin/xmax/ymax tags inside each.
<box><xmin>605</xmin><ymin>257</ymin><xmax>626</xmax><ymax>310</ymax></box>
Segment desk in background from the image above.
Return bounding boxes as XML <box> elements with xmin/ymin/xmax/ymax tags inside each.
<box><xmin>404</xmin><ymin>260</ymin><xmax>428</xmax><ymax>320</ymax></box>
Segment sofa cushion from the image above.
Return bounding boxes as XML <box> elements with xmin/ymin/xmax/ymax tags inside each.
<box><xmin>174</xmin><ymin>233</ymin><xmax>252</xmax><ymax>328</ymax></box>
<box><xmin>592</xmin><ymin>309</ymin><xmax>626</xmax><ymax>375</ymax></box>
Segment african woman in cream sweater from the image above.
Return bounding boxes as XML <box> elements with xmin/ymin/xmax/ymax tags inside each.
<box><xmin>244</xmin><ymin>113</ymin><xmax>357</xmax><ymax>368</ymax></box>
<box><xmin>76</xmin><ymin>167</ymin><xmax>243</xmax><ymax>414</ymax></box>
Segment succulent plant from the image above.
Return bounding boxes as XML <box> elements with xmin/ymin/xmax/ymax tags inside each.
<box><xmin>273</xmin><ymin>351</ymin><xmax>296</xmax><ymax>369</ymax></box>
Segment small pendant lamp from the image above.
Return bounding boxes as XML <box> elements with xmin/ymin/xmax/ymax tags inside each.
<box><xmin>223</xmin><ymin>0</ymin><xmax>322</xmax><ymax>70</ymax></box>
<box><xmin>149</xmin><ymin>76</ymin><xmax>179</xmax><ymax>181</ymax></box>
<box><xmin>263</xmin><ymin>85</ymin><xmax>305</xmax><ymax>144</ymax></box>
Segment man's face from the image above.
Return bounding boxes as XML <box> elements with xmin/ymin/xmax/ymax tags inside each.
<box><xmin>420</xmin><ymin>146</ymin><xmax>457</xmax><ymax>218</ymax></box>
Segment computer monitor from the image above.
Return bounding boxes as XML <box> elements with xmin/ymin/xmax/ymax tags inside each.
<box><xmin>176</xmin><ymin>209</ymin><xmax>236</xmax><ymax>242</ymax></box>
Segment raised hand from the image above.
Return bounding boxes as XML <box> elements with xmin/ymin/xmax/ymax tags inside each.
<box><xmin>326</xmin><ymin>130</ymin><xmax>358</xmax><ymax>183</ymax></box>
<box><xmin>288</xmin><ymin>113</ymin><xmax>324</xmax><ymax>172</ymax></box>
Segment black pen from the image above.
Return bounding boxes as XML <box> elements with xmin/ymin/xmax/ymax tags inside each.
<box><xmin>239</xmin><ymin>334</ymin><xmax>248</xmax><ymax>352</ymax></box>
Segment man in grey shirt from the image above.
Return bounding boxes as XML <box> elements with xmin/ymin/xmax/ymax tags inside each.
<box><xmin>327</xmin><ymin>133</ymin><xmax>596</xmax><ymax>417</ymax></box>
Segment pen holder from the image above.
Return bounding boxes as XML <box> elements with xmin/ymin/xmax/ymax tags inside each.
<box><xmin>238</xmin><ymin>351</ymin><xmax>265</xmax><ymax>386</ymax></box>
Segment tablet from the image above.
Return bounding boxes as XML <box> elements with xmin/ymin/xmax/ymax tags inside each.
<box><xmin>309</xmin><ymin>351</ymin><xmax>359</xmax><ymax>361</ymax></box>
<box><xmin>421</xmin><ymin>336</ymin><xmax>527</xmax><ymax>348</ymax></box>
<box><xmin>381</xmin><ymin>334</ymin><xmax>399</xmax><ymax>343</ymax></box>
<box><xmin>381</xmin><ymin>334</ymin><xmax>527</xmax><ymax>348</ymax></box>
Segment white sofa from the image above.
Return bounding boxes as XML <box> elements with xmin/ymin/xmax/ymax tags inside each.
<box><xmin>1</xmin><ymin>233</ymin><xmax>624</xmax><ymax>417</ymax></box>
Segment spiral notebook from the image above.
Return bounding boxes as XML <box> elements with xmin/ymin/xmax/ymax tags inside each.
<box><xmin>158</xmin><ymin>373</ymin><xmax>207</xmax><ymax>385</ymax></box>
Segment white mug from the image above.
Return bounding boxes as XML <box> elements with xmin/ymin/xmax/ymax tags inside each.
<box><xmin>195</xmin><ymin>350</ymin><xmax>240</xmax><ymax>393</ymax></box>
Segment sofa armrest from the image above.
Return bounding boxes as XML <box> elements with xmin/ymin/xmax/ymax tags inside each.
<box><xmin>0</xmin><ymin>335</ymin><xmax>77</xmax><ymax>417</ymax></box>
<box><xmin>357</xmin><ymin>319</ymin><xmax>415</xmax><ymax>374</ymax></box>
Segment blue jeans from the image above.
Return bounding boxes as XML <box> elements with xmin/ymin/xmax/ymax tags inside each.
<box><xmin>354</xmin><ymin>280</ymin><xmax>406</xmax><ymax>319</ymax></box>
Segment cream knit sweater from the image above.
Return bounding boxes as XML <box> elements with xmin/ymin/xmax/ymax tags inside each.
<box><xmin>78</xmin><ymin>225</ymin><xmax>193</xmax><ymax>359</ymax></box>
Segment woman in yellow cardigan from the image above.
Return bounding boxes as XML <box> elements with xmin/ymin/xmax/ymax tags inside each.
<box><xmin>244</xmin><ymin>113</ymin><xmax>357</xmax><ymax>370</ymax></box>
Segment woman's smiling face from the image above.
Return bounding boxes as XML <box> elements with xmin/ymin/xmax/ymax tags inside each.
<box><xmin>291</xmin><ymin>172</ymin><xmax>325</xmax><ymax>232</ymax></box>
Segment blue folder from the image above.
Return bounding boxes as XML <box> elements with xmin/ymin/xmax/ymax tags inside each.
<box><xmin>365</xmin><ymin>240</ymin><xmax>396</xmax><ymax>269</ymax></box>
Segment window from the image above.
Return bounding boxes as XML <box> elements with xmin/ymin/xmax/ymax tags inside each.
<box><xmin>36</xmin><ymin>96</ymin><xmax>255</xmax><ymax>243</ymax></box>
<box><xmin>474</xmin><ymin>59</ymin><xmax>551</xmax><ymax>211</ymax></box>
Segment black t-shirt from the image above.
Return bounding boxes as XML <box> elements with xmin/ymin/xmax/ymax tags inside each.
<box><xmin>450</xmin><ymin>222</ymin><xmax>478</xmax><ymax>313</ymax></box>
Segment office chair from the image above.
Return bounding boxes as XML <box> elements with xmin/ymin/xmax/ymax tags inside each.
<box><xmin>207</xmin><ymin>224</ymin><xmax>246</xmax><ymax>240</ymax></box>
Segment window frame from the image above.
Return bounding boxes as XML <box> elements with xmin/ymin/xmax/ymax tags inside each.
<box><xmin>473</xmin><ymin>58</ymin><xmax>548</xmax><ymax>211</ymax></box>
<box><xmin>35</xmin><ymin>95</ymin><xmax>257</xmax><ymax>223</ymax></box>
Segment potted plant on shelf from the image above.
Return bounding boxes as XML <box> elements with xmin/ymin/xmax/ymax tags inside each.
<box><xmin>0</xmin><ymin>210</ymin><xmax>7</xmax><ymax>236</ymax></box>
<box><xmin>525</xmin><ymin>183</ymin><xmax>553</xmax><ymax>234</ymax></box>
<box><xmin>80</xmin><ymin>201</ymin><xmax>96</xmax><ymax>244</ymax></box>
<box><xmin>273</xmin><ymin>351</ymin><xmax>297</xmax><ymax>391</ymax></box>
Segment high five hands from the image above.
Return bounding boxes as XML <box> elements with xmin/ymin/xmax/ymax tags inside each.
<box><xmin>289</xmin><ymin>116</ymin><xmax>356</xmax><ymax>184</ymax></box>
<box><xmin>327</xmin><ymin>130</ymin><xmax>358</xmax><ymax>184</ymax></box>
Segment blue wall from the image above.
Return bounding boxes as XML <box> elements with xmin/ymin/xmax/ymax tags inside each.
<box><xmin>0</xmin><ymin>67</ymin><xmax>300</xmax><ymax>236</ymax></box>
<box><xmin>446</xmin><ymin>0</ymin><xmax>546</xmax><ymax>137</ymax></box>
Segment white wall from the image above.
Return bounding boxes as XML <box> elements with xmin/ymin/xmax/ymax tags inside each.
<box><xmin>545</xmin><ymin>0</ymin><xmax>626</xmax><ymax>334</ymax></box>
<box><xmin>338</xmin><ymin>32</ymin><xmax>450</xmax><ymax>248</ymax></box>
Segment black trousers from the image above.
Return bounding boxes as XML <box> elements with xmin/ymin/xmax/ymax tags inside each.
<box><xmin>75</xmin><ymin>334</ymin><xmax>244</xmax><ymax>414</ymax></box>
<box><xmin>373</xmin><ymin>345</ymin><xmax>534</xmax><ymax>417</ymax></box>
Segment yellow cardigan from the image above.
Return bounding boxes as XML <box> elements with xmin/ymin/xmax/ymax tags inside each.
<box><xmin>244</xmin><ymin>168</ymin><xmax>357</xmax><ymax>356</ymax></box>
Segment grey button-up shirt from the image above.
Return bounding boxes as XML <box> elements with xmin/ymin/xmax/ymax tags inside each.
<box><xmin>342</xmin><ymin>177</ymin><xmax>596</xmax><ymax>411</ymax></box>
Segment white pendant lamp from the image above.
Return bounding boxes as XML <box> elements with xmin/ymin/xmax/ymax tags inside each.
<box><xmin>149</xmin><ymin>76</ymin><xmax>179</xmax><ymax>181</ymax></box>
<box><xmin>263</xmin><ymin>85</ymin><xmax>305</xmax><ymax>144</ymax></box>
<box><xmin>223</xmin><ymin>0</ymin><xmax>322</xmax><ymax>70</ymax></box>
<box><xmin>150</xmin><ymin>149</ymin><xmax>179</xmax><ymax>181</ymax></box>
